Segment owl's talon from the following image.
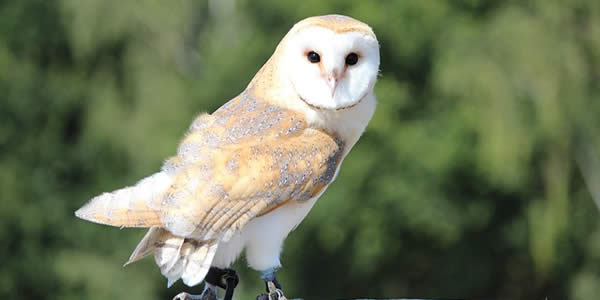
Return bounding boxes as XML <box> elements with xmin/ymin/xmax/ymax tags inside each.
<box><xmin>172</xmin><ymin>283</ymin><xmax>218</xmax><ymax>300</ymax></box>
<box><xmin>256</xmin><ymin>291</ymin><xmax>287</xmax><ymax>300</ymax></box>
<box><xmin>266</xmin><ymin>281</ymin><xmax>288</xmax><ymax>300</ymax></box>
<box><xmin>172</xmin><ymin>292</ymin><xmax>190</xmax><ymax>300</ymax></box>
<box><xmin>256</xmin><ymin>293</ymin><xmax>270</xmax><ymax>300</ymax></box>
<box><xmin>172</xmin><ymin>290</ymin><xmax>217</xmax><ymax>300</ymax></box>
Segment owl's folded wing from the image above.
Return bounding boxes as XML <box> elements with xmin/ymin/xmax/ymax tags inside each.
<box><xmin>160</xmin><ymin>128</ymin><xmax>345</xmax><ymax>240</ymax></box>
<box><xmin>76</xmin><ymin>127</ymin><xmax>345</xmax><ymax>240</ymax></box>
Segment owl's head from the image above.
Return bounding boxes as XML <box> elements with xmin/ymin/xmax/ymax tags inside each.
<box><xmin>278</xmin><ymin>15</ymin><xmax>380</xmax><ymax>110</ymax></box>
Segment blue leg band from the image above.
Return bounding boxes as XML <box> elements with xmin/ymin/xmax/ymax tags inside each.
<box><xmin>260</xmin><ymin>267</ymin><xmax>278</xmax><ymax>281</ymax></box>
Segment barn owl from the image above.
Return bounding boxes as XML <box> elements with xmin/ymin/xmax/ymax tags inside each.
<box><xmin>75</xmin><ymin>14</ymin><xmax>379</xmax><ymax>300</ymax></box>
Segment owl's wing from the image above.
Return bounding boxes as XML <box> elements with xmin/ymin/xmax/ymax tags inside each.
<box><xmin>75</xmin><ymin>95</ymin><xmax>344</xmax><ymax>240</ymax></box>
<box><xmin>160</xmin><ymin>127</ymin><xmax>344</xmax><ymax>240</ymax></box>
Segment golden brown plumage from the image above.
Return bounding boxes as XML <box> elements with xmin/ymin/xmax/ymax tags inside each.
<box><xmin>76</xmin><ymin>94</ymin><xmax>344</xmax><ymax>237</ymax></box>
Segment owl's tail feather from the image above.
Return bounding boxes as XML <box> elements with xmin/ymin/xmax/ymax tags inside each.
<box><xmin>75</xmin><ymin>171</ymin><xmax>173</xmax><ymax>228</ymax></box>
<box><xmin>125</xmin><ymin>227</ymin><xmax>219</xmax><ymax>287</ymax></box>
<box><xmin>124</xmin><ymin>226</ymin><xmax>166</xmax><ymax>266</ymax></box>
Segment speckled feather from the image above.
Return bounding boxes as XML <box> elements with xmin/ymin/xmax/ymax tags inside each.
<box><xmin>76</xmin><ymin>90</ymin><xmax>345</xmax><ymax>240</ymax></box>
<box><xmin>161</xmin><ymin>94</ymin><xmax>345</xmax><ymax>240</ymax></box>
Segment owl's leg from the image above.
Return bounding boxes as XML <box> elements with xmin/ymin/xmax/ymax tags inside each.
<box><xmin>172</xmin><ymin>267</ymin><xmax>239</xmax><ymax>300</ymax></box>
<box><xmin>206</xmin><ymin>267</ymin><xmax>239</xmax><ymax>300</ymax></box>
<box><xmin>172</xmin><ymin>283</ymin><xmax>217</xmax><ymax>300</ymax></box>
<box><xmin>255</xmin><ymin>268</ymin><xmax>287</xmax><ymax>300</ymax></box>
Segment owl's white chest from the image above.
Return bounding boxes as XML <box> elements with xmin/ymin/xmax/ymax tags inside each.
<box><xmin>211</xmin><ymin>193</ymin><xmax>321</xmax><ymax>271</ymax></box>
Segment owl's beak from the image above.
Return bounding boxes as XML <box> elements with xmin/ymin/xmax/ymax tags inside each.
<box><xmin>326</xmin><ymin>70</ymin><xmax>340</xmax><ymax>97</ymax></box>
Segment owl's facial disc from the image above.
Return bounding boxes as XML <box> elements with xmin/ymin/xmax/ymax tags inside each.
<box><xmin>284</xmin><ymin>26</ymin><xmax>380</xmax><ymax>110</ymax></box>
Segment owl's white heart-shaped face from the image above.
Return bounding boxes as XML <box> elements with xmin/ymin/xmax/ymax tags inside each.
<box><xmin>282</xmin><ymin>19</ymin><xmax>380</xmax><ymax>110</ymax></box>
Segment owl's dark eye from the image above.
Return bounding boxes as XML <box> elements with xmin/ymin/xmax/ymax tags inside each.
<box><xmin>345</xmin><ymin>53</ymin><xmax>359</xmax><ymax>65</ymax></box>
<box><xmin>307</xmin><ymin>51</ymin><xmax>320</xmax><ymax>63</ymax></box>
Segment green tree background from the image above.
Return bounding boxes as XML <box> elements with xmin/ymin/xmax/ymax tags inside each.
<box><xmin>1</xmin><ymin>0</ymin><xmax>599</xmax><ymax>299</ymax></box>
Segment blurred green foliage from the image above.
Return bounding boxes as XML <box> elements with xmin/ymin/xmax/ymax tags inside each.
<box><xmin>1</xmin><ymin>0</ymin><xmax>600</xmax><ymax>299</ymax></box>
